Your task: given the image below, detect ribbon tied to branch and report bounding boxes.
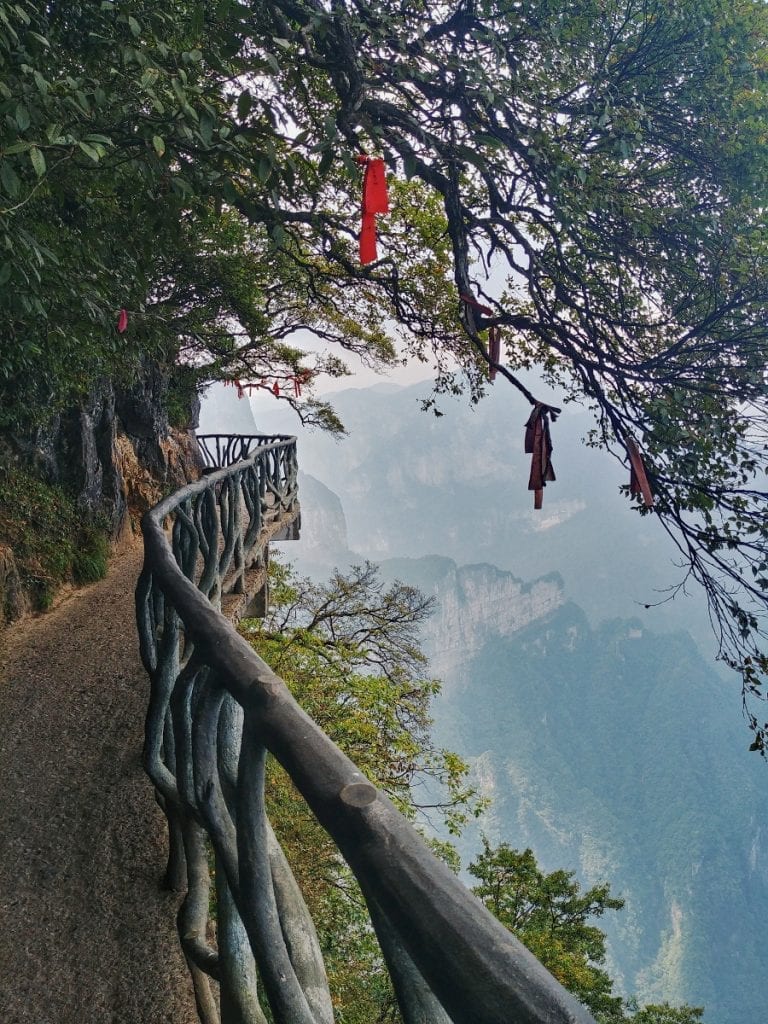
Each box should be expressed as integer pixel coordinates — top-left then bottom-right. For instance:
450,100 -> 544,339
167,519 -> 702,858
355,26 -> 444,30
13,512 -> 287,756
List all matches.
626,436 -> 654,507
459,293 -> 501,381
525,403 -> 557,509
356,155 -> 389,265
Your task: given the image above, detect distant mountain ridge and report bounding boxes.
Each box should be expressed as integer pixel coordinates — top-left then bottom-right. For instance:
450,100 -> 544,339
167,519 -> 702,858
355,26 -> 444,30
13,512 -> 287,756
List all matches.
379,556 -> 564,678
378,553 -> 768,1024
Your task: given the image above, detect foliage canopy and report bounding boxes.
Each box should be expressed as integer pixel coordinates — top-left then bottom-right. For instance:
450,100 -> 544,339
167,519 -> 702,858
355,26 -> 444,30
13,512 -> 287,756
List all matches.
3,0 -> 768,735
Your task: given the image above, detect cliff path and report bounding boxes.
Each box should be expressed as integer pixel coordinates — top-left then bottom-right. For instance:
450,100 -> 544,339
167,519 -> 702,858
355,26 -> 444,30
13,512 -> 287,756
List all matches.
0,540 -> 198,1024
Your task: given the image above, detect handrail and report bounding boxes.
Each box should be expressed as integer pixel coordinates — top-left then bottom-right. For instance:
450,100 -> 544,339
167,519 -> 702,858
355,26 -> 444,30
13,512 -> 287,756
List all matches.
196,433 -> 295,470
135,433 -> 595,1024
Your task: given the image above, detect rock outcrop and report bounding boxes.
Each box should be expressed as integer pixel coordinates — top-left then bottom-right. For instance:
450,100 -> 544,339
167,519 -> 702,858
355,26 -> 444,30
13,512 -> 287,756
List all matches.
1,360 -> 202,624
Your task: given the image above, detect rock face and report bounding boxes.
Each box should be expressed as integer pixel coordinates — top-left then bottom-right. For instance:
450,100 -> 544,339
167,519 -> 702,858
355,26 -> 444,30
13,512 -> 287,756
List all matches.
379,555 -> 564,681
28,361 -> 202,535
278,472 -> 351,571
0,545 -> 29,622
426,562 -> 563,679
2,360 -> 202,622
436,606 -> 768,1024
374,551 -> 768,1024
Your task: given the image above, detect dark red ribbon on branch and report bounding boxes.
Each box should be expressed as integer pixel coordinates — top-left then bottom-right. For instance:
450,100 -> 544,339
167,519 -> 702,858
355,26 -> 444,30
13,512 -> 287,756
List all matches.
459,292 -> 494,317
525,403 -> 556,510
357,155 -> 389,265
459,293 -> 501,381
117,308 -> 128,334
626,436 -> 654,507
488,326 -> 501,381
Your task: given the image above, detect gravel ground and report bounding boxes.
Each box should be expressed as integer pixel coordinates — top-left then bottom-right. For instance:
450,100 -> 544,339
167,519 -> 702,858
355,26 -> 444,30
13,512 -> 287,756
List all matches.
0,541 -> 200,1024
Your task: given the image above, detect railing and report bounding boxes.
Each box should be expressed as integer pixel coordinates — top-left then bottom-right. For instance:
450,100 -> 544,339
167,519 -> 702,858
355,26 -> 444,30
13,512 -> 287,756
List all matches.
135,434 -> 595,1024
197,434 -> 295,470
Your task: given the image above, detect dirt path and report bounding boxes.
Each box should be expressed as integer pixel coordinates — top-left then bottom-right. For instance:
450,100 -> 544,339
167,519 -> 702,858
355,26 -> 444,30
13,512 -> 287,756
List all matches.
0,541 -> 199,1024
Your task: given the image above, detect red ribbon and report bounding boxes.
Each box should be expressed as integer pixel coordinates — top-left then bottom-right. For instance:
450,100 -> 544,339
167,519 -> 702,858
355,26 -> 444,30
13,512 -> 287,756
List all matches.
459,292 -> 494,316
488,326 -> 501,381
117,308 -> 128,333
627,437 -> 654,507
524,404 -> 556,509
357,156 -> 389,265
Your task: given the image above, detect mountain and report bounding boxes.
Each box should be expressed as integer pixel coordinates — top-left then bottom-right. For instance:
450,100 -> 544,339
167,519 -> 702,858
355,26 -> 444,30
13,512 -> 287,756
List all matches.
378,554 -> 768,1024
198,381 -> 260,435
285,471 -> 351,576
249,380 -> 720,664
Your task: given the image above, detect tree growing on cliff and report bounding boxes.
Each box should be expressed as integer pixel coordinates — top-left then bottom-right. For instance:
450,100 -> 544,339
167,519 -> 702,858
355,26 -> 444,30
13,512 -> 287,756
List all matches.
3,0 -> 768,737
468,841 -> 704,1024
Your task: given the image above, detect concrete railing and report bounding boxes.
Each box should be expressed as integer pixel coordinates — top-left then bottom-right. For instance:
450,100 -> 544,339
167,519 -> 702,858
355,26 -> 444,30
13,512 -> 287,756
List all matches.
135,434 -> 595,1024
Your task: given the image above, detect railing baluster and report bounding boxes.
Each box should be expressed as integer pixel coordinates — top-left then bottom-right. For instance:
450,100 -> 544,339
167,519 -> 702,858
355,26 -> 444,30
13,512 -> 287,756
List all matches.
236,716 -> 317,1024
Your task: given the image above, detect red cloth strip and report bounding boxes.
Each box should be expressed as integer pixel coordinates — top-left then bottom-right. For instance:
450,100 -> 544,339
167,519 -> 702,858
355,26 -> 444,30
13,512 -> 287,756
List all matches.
363,158 -> 389,214
358,156 -> 389,264
524,404 -> 556,509
360,211 -> 378,264
459,292 -> 494,316
627,437 -> 654,507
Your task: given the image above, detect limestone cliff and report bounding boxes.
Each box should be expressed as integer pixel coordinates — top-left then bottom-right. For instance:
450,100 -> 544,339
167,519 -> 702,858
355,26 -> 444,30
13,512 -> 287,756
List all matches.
425,562 -> 563,680
378,555 -> 564,683
0,360 -> 202,625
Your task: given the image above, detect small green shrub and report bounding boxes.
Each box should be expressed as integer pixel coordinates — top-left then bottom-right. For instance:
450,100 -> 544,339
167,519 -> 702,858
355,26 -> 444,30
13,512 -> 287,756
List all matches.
0,463 -> 110,606
72,528 -> 110,584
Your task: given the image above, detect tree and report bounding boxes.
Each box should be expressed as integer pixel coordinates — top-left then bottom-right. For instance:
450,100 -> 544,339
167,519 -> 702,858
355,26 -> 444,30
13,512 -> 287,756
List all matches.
3,1 -> 768,737
252,559 -> 480,831
242,559 -> 479,1021
469,840 -> 704,1024
469,839 -> 625,1021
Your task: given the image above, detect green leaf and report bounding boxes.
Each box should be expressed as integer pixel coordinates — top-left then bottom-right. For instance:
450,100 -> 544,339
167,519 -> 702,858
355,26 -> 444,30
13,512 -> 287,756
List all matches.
0,162 -> 20,199
4,141 -> 31,155
257,155 -> 272,183
475,132 -> 505,150
127,15 -> 141,37
140,68 -> 159,89
29,146 -> 46,178
152,135 -> 166,157
317,148 -> 334,176
237,89 -> 252,121
0,263 -> 10,286
32,70 -> 49,95
14,103 -> 30,132
199,113 -> 214,147
77,141 -> 101,162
